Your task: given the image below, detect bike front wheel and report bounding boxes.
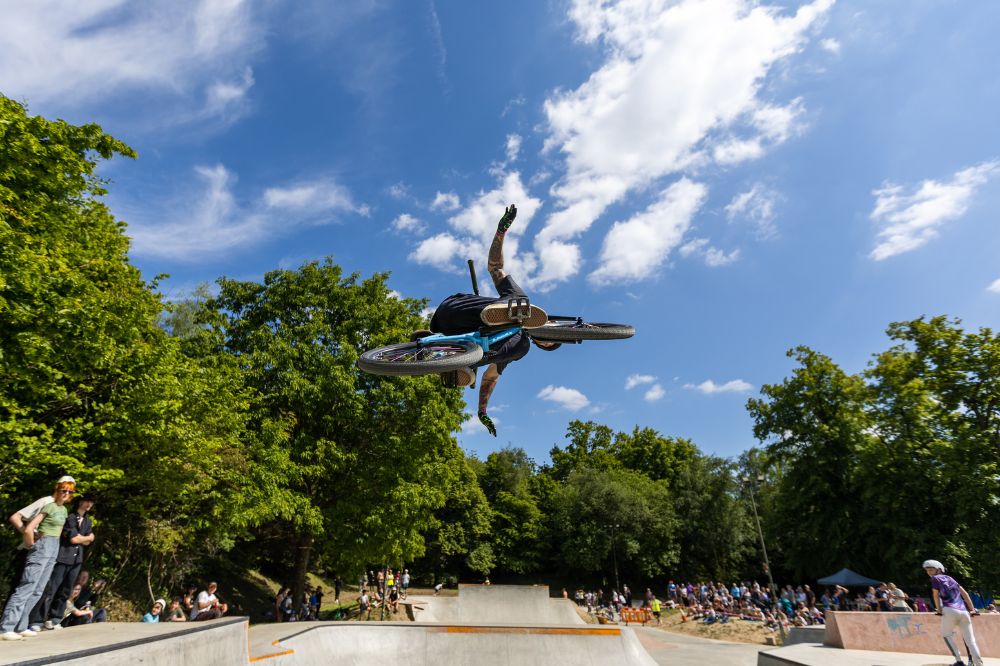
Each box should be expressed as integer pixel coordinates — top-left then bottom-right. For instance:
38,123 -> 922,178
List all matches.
528,319 -> 635,342
358,341 -> 483,376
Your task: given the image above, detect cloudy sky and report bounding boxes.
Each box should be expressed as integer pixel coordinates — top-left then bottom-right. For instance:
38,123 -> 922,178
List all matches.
4,0 -> 998,462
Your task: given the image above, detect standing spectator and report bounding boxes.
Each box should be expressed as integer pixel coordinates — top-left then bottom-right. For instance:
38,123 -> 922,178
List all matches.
311,586 -> 324,619
650,596 -> 662,625
358,591 -> 370,615
1,478 -> 73,641
164,597 -> 187,622
191,582 -> 228,621
4,476 -> 74,602
61,583 -> 95,627
386,569 -> 395,593
334,576 -> 343,603
667,580 -> 677,602
30,492 -> 96,631
274,587 -> 287,622
142,599 -> 166,622
400,570 -> 410,599
876,583 -> 891,611
923,559 -> 983,666
804,585 -> 816,609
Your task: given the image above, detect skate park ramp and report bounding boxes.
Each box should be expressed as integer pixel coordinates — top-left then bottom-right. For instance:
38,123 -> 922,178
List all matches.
407,583 -> 585,625
253,584 -> 658,665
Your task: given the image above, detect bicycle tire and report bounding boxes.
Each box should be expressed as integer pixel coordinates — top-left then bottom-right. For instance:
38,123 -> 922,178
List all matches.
358,341 -> 483,376
528,320 -> 635,342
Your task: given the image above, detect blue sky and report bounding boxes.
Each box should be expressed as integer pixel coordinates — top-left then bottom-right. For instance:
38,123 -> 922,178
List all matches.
4,0 -> 999,463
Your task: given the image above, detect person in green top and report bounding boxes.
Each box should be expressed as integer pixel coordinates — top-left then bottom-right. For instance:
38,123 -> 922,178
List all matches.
1,479 -> 73,641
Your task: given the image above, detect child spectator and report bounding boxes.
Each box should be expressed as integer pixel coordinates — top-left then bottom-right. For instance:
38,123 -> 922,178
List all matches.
164,597 -> 187,622
142,599 -> 166,623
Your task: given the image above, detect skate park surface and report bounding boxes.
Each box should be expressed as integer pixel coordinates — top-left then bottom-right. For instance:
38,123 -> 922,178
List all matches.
3,587 -> 999,665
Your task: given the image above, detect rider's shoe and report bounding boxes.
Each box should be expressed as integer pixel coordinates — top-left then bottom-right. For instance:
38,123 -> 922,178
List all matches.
480,302 -> 547,329
410,329 -> 433,342
440,367 -> 476,388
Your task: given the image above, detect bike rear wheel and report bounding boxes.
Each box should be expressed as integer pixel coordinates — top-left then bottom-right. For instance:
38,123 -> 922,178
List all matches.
529,319 -> 634,342
358,341 -> 483,376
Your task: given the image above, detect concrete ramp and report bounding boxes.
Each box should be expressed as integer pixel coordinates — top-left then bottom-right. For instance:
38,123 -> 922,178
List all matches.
260,622 -> 657,666
409,584 -> 584,625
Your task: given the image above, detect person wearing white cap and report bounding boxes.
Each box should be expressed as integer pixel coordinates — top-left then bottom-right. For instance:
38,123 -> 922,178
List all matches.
923,559 -> 983,666
142,599 -> 166,623
1,477 -> 75,640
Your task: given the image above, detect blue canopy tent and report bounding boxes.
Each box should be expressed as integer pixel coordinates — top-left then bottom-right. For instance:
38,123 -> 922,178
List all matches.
817,568 -> 881,587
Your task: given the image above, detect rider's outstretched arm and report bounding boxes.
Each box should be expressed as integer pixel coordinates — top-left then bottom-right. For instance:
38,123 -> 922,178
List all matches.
488,205 -> 516,287
477,364 -> 500,436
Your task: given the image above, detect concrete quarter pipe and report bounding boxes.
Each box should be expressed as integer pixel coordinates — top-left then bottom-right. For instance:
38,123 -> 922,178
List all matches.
257,584 -> 658,666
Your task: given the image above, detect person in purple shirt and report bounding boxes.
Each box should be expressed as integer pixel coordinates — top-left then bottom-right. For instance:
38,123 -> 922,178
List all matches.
923,559 -> 983,666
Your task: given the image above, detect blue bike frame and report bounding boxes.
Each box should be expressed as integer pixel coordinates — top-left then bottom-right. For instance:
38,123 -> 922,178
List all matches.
416,327 -> 522,355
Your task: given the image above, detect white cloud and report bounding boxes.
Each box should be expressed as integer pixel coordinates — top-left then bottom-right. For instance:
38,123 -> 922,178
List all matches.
870,161 -> 1000,261
387,182 -> 410,200
684,379 -> 755,394
391,213 -> 426,234
506,134 -> 522,163
537,385 -> 590,411
725,184 -> 780,239
430,191 -> 461,212
679,238 -> 740,267
530,0 -> 833,286
988,278 -> 1000,294
0,0 -> 262,124
411,172 -> 543,277
590,178 -> 707,284
644,384 -> 665,402
128,165 -> 365,260
820,37 -> 841,54
625,374 -> 656,390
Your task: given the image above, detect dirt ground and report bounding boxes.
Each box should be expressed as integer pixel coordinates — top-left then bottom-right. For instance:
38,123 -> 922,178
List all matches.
646,609 -> 781,645
573,606 -> 780,645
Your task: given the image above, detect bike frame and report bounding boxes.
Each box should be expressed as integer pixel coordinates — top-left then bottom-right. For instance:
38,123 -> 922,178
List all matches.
417,326 -> 522,354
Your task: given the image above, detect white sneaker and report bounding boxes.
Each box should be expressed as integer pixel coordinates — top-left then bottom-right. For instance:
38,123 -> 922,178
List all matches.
2,631 -> 23,641
28,624 -> 41,633
19,629 -> 37,637
50,622 -> 63,630
43,620 -> 56,630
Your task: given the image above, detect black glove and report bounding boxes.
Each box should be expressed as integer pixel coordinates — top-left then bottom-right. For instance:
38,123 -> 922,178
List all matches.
478,411 -> 497,437
497,204 -> 517,235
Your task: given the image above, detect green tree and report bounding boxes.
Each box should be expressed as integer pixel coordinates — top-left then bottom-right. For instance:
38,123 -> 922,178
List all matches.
0,96 -> 254,596
746,347 -> 874,581
478,448 -> 546,574
550,468 -> 679,582
205,261 -> 468,601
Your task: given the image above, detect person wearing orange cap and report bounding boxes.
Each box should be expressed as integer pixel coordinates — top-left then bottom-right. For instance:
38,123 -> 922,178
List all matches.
1,477 -> 74,640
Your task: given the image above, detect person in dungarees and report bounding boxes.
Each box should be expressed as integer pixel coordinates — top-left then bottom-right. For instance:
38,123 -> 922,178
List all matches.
424,205 -> 560,436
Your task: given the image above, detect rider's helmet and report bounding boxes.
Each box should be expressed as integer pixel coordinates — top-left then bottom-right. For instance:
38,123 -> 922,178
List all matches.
922,559 -> 945,572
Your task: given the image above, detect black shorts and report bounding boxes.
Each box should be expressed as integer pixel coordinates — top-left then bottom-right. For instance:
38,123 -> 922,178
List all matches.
430,275 -> 528,335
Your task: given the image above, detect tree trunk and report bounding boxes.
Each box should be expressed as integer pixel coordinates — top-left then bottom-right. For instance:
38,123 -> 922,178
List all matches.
292,534 -> 314,611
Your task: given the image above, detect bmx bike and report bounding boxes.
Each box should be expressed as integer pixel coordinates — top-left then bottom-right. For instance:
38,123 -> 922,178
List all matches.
357,296 -> 634,377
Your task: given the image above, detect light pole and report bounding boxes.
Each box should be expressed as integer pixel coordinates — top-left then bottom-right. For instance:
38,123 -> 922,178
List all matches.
742,474 -> 786,641
604,523 -> 621,595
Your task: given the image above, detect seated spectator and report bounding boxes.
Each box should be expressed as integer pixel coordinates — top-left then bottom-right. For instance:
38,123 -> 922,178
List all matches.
191,582 -> 228,621
62,584 -> 95,627
182,585 -> 198,618
74,574 -> 107,623
164,597 -> 187,622
388,587 -> 399,614
142,599 -> 166,623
